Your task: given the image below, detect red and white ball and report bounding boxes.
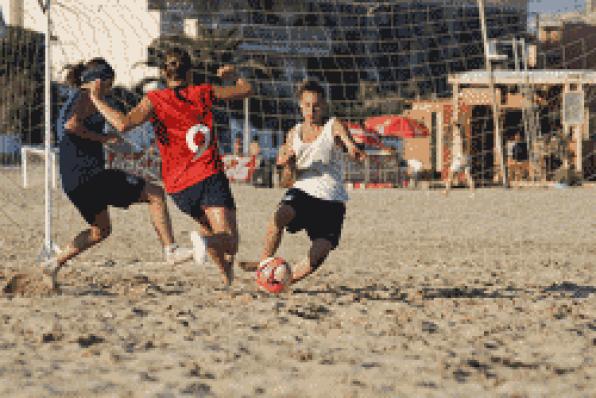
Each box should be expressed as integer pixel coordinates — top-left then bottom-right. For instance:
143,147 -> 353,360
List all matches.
256,257 -> 292,294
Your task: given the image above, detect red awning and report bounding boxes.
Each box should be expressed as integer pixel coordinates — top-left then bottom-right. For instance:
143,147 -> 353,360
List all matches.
346,122 -> 386,148
364,115 -> 429,138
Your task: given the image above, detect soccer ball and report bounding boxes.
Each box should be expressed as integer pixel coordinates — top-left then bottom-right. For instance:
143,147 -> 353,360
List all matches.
256,257 -> 292,294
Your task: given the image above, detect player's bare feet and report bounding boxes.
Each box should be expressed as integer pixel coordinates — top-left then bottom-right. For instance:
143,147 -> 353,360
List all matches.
164,244 -> 193,265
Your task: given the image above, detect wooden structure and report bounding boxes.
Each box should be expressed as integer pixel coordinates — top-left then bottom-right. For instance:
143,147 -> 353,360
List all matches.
404,100 -> 451,178
448,69 -> 596,184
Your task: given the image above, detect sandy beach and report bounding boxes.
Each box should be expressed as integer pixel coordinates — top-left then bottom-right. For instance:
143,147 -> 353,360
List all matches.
0,165 -> 594,397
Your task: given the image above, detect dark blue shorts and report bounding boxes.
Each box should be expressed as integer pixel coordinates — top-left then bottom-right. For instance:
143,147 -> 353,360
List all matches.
66,169 -> 146,225
280,188 -> 346,249
170,172 -> 236,220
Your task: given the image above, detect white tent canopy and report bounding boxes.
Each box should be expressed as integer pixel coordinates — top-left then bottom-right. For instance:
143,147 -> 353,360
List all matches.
449,69 -> 596,86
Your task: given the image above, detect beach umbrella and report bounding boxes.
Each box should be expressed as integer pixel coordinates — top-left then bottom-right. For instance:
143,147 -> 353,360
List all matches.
364,115 -> 429,138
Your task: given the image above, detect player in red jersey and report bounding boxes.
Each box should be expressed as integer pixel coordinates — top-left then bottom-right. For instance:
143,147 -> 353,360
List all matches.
89,48 -> 252,286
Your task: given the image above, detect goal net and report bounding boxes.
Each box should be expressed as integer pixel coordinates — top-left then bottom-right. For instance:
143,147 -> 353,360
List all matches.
0,0 -> 594,242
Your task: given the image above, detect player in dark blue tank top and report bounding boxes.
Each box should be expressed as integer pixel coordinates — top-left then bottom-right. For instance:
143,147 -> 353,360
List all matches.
58,89 -> 108,193
42,58 -> 192,289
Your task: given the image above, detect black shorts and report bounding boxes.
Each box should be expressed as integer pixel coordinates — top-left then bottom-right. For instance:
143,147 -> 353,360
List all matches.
281,188 -> 346,249
66,169 -> 146,225
170,172 -> 236,219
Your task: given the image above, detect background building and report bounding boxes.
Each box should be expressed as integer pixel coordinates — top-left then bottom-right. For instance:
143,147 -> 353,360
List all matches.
1,0 -> 528,150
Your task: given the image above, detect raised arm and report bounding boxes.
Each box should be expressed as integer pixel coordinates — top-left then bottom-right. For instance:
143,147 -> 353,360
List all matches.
276,127 -> 297,166
332,119 -> 366,162
88,80 -> 153,133
277,127 -> 297,188
211,65 -> 252,101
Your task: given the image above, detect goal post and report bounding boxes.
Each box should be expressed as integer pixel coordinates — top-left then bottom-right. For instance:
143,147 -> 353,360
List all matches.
0,0 -> 593,259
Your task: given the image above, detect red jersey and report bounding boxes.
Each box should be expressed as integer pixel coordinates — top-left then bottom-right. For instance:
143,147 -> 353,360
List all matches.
147,84 -> 223,193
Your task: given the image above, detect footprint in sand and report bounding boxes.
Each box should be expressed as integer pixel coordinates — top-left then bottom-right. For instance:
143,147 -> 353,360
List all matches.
2,272 -> 58,297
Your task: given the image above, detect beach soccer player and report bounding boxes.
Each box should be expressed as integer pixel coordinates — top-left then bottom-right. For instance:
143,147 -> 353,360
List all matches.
43,58 -> 193,288
242,79 -> 366,288
444,124 -> 475,196
89,48 -> 252,286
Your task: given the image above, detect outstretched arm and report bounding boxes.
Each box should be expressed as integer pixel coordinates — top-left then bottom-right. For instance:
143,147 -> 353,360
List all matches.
88,80 -> 153,133
211,65 -> 252,101
277,128 -> 296,188
276,127 -> 297,166
332,120 -> 366,162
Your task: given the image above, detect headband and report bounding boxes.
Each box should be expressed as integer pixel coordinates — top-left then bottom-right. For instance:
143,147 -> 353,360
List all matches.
80,64 -> 115,84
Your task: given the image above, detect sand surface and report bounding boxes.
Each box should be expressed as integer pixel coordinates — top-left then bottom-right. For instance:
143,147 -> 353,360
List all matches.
0,166 -> 594,397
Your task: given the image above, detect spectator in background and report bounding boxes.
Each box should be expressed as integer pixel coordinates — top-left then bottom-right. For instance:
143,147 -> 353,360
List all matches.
249,136 -> 261,158
233,136 -> 242,157
444,126 -> 475,196
407,158 -> 423,189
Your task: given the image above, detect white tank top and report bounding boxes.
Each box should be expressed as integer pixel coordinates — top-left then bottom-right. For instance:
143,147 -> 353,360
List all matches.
291,117 -> 348,202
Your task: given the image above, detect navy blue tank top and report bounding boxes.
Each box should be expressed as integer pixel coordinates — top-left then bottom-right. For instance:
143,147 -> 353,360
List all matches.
57,90 -> 106,193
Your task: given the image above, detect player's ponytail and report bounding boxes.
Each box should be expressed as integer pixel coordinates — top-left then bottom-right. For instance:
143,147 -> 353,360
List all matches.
64,62 -> 86,87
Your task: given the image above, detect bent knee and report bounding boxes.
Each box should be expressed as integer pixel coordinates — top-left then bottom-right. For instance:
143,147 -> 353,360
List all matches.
143,183 -> 166,203
91,225 -> 111,241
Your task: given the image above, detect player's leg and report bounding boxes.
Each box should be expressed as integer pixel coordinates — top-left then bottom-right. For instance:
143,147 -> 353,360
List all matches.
201,206 -> 238,286
106,170 -> 193,265
137,180 -> 175,246
261,204 -> 295,260
194,208 -> 238,258
49,176 -> 112,268
183,171 -> 240,285
464,166 -> 475,192
240,187 -> 303,273
290,238 -> 333,284
137,180 -> 193,264
444,167 -> 455,195
57,208 -> 112,265
289,198 -> 345,284
43,208 -> 112,287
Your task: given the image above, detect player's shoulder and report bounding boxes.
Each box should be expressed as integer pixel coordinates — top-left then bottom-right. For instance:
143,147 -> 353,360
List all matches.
145,87 -> 167,101
288,123 -> 302,134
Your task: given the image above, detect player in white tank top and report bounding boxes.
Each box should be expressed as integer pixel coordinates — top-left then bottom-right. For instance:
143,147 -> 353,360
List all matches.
291,116 -> 348,202
241,79 -> 366,289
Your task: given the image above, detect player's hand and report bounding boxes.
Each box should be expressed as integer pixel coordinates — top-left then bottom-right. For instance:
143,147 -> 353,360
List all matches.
103,133 -> 121,145
217,65 -> 237,82
87,79 -> 103,99
276,144 -> 295,166
350,146 -> 367,162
